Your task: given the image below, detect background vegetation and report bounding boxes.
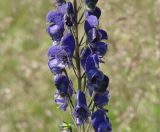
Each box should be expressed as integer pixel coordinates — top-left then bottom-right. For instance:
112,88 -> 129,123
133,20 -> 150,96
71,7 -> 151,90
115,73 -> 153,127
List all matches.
0,0 -> 159,131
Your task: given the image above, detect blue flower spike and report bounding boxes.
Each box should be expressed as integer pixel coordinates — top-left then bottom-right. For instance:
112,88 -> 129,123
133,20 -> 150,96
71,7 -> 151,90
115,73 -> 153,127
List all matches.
46,0 -> 112,131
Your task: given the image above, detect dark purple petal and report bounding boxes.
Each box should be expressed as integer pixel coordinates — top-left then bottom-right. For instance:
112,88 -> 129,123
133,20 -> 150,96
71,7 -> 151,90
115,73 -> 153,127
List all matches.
98,123 -> 112,132
57,3 -> 67,14
80,48 -> 91,69
92,109 -> 106,131
87,28 -> 99,43
61,33 -> 75,57
54,90 -> 68,111
73,91 -> 90,125
54,74 -> 69,86
64,14 -> 73,27
86,69 -> 109,94
94,91 -> 109,108
76,91 -> 87,107
94,42 -> 108,56
47,24 -> 64,41
66,2 -> 74,15
48,45 -> 71,68
85,54 -> 99,71
87,69 -> 104,81
92,109 -> 112,132
48,56 -> 65,69
87,80 -> 94,96
48,45 -> 61,58
94,75 -> 109,93
48,60 -> 62,74
55,98 -> 68,111
87,28 -> 108,43
86,7 -> 101,19
98,29 -> 108,40
46,10 -> 64,26
54,74 -> 69,96
63,2 -> 75,27
86,69 -> 104,96
84,15 -> 99,33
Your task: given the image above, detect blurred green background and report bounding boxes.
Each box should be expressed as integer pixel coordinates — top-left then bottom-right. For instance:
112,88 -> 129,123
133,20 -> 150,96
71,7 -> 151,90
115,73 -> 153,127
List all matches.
0,0 -> 159,132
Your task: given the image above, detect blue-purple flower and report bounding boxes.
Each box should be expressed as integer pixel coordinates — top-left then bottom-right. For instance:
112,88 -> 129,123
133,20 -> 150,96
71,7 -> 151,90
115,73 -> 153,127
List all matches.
92,109 -> 112,132
85,54 -> 99,71
61,32 -> 75,57
56,1 -> 75,27
84,15 -> 99,33
46,11 -> 64,41
80,45 -> 107,71
73,91 -> 90,125
87,69 -> 109,94
48,45 -> 70,69
64,2 -> 75,27
90,42 -> 108,57
54,74 -> 73,111
54,90 -> 68,111
87,28 -> 108,43
86,6 -> 101,19
80,47 -> 91,69
94,91 -> 109,108
48,33 -> 75,71
54,74 -> 72,96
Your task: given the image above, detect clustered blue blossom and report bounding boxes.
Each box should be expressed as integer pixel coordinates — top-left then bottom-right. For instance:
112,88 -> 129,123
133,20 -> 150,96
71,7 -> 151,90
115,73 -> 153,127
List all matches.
46,0 -> 75,111
46,0 -> 112,131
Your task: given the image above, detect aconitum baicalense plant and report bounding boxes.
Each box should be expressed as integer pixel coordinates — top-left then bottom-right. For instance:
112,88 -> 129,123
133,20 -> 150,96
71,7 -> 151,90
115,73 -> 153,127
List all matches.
46,0 -> 112,131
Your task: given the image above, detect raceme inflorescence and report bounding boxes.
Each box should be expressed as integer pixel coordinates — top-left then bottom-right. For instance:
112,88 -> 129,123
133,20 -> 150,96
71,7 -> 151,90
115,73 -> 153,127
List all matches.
46,0 -> 112,131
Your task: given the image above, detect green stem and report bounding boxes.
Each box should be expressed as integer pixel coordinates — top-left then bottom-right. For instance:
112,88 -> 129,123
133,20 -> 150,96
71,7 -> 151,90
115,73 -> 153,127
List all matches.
68,94 -> 74,109
73,0 -> 82,90
69,105 -> 79,132
82,123 -> 85,132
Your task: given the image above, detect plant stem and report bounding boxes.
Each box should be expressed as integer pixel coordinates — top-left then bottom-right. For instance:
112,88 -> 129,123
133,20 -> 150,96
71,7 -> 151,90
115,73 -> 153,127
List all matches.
69,105 -> 79,132
73,0 -> 82,90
